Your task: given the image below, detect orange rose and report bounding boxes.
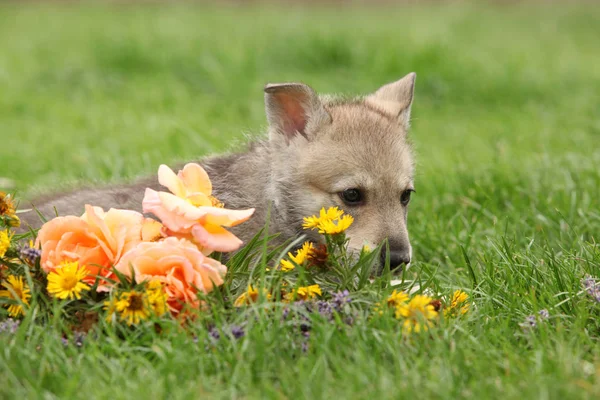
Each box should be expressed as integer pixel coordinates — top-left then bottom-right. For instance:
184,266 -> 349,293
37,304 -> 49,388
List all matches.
36,205 -> 145,289
142,163 -> 254,254
115,237 -> 227,313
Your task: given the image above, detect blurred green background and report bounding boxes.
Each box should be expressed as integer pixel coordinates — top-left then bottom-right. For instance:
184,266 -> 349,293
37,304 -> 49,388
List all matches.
2,2 -> 600,398
2,2 -> 598,190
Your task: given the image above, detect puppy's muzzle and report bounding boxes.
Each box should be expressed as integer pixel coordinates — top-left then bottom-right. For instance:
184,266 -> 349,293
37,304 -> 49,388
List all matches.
380,248 -> 411,273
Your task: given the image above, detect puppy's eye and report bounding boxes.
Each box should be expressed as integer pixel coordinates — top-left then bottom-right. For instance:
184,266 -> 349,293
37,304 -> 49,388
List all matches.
400,189 -> 414,206
339,188 -> 363,205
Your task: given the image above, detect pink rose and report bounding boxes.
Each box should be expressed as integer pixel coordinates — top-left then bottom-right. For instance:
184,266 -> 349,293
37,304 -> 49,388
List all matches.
142,163 -> 254,254
37,205 -> 145,289
115,237 -> 227,313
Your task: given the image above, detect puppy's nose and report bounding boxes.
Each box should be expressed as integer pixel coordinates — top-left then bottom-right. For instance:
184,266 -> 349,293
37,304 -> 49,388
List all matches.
380,248 -> 411,271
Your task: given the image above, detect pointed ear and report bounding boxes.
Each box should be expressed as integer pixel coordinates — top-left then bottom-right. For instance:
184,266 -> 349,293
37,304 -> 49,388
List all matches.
367,72 -> 416,128
264,83 -> 331,143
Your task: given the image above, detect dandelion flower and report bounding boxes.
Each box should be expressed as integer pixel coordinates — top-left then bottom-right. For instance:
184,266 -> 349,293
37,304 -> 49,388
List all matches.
0,275 -> 31,317
0,230 -> 11,258
146,280 -> 168,316
387,290 -> 409,307
105,290 -> 151,326
317,215 -> 354,235
0,192 -> 15,216
302,207 -> 344,229
234,285 -> 271,307
0,192 -> 19,227
444,290 -> 470,317
307,243 -> 329,268
280,241 -> 314,271
395,294 -> 438,333
47,261 -> 91,300
286,284 -> 322,301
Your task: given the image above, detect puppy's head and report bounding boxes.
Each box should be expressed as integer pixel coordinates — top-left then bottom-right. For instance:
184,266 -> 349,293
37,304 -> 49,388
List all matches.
265,73 -> 416,273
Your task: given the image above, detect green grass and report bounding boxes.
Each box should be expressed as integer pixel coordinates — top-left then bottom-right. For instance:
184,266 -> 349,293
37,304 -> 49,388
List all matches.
2,2 -> 600,399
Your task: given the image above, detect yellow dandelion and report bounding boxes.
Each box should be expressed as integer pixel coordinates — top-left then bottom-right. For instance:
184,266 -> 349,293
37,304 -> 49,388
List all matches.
0,192 -> 15,217
317,214 -> 354,235
280,241 -> 314,272
0,275 -> 31,317
302,216 -> 320,230
321,207 -> 344,220
444,290 -> 470,317
302,207 -> 344,230
286,284 -> 322,301
234,285 -> 271,307
146,280 -> 168,316
387,289 -> 409,307
105,290 -> 151,326
0,230 -> 12,258
395,294 -> 438,333
46,261 -> 91,300
0,193 -> 19,227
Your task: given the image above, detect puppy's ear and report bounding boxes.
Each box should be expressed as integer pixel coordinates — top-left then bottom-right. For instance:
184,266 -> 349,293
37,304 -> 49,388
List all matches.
367,72 -> 416,129
264,83 -> 331,143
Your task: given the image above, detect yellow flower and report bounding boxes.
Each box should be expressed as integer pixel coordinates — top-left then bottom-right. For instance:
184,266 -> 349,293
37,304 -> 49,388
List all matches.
317,214 -> 354,235
146,280 -> 168,316
362,244 -> 371,253
105,290 -> 151,325
46,261 -> 91,300
0,275 -> 31,317
286,284 -> 322,301
280,241 -> 314,271
387,290 -> 409,307
234,285 -> 271,307
444,290 -> 470,317
0,230 -> 11,258
395,294 -> 438,333
302,207 -> 344,230
0,192 -> 19,227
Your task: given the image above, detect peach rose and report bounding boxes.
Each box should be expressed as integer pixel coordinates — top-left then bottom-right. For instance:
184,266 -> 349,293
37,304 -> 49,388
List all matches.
36,205 -> 145,289
115,237 -> 227,313
142,163 -> 254,254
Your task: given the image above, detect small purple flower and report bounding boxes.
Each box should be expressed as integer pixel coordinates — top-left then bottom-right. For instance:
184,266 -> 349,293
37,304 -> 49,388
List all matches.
582,276 -> 600,303
317,300 -> 334,320
61,337 -> 69,347
282,307 -> 290,320
519,315 -> 537,329
20,246 -> 41,266
331,290 -> 351,311
230,325 -> 245,339
208,327 -> 220,341
301,341 -> 309,353
538,309 -> 550,320
299,322 -> 311,333
0,318 -> 20,334
343,315 -> 355,326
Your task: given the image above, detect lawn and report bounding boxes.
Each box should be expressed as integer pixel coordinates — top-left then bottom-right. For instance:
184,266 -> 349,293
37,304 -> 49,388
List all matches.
1,2 -> 600,399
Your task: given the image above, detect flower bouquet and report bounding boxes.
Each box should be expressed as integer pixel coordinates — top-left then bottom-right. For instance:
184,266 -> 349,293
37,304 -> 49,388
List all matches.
0,163 -> 471,344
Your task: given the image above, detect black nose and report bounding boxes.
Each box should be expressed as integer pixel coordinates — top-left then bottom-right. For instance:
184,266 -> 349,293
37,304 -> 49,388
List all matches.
380,248 -> 411,271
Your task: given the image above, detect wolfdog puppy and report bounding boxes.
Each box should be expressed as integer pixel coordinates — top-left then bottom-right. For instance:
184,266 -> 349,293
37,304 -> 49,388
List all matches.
21,73 -> 417,272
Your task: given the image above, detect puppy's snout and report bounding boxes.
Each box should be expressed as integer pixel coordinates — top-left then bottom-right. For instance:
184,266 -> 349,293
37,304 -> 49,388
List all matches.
380,248 -> 411,271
